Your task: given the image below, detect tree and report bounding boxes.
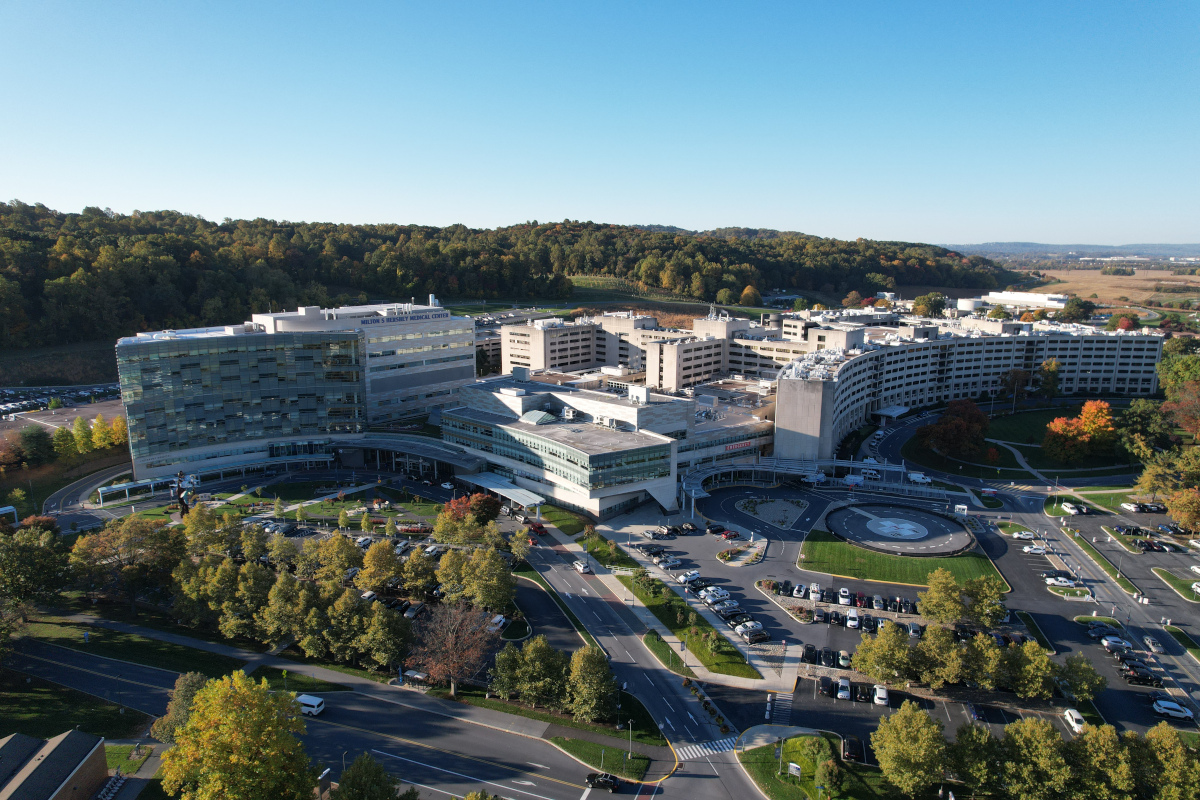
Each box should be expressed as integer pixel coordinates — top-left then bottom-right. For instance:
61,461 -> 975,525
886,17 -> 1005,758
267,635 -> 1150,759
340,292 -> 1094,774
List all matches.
0,528 -> 68,604
1058,652 -> 1107,702
507,532 -> 531,564
911,292 -> 946,317
792,298 -> 809,311
1142,721 -> 1200,800
988,304 -> 1011,320
851,624 -> 912,684
715,288 -> 736,305
916,399 -> 988,459
1009,640 -> 1057,699
71,415 -> 93,454
1020,311 -> 1037,323
916,568 -> 964,624
962,576 -> 1006,629
1043,401 -> 1117,465
356,603 -> 411,672
871,700 -> 946,797
90,414 -> 111,450
462,547 -> 516,610
51,425 -> 77,460
294,505 -> 307,524
266,534 -> 299,571
1106,313 -> 1141,331
150,671 -> 209,744
435,549 -> 469,602
1166,487 -> 1200,529
1038,358 -> 1061,399
515,635 -> 569,709
739,285 -> 762,306
814,758 -> 844,794
257,573 -> 303,646
1162,381 -> 1200,437
384,516 -> 397,537
356,540 -> 403,592
1001,368 -> 1030,408
842,290 -> 863,308
567,645 -> 617,722
338,508 -> 350,530
325,588 -> 368,662
1118,399 -> 1173,461
1057,297 -> 1097,323
360,512 -> 371,534
1158,353 -> 1200,399
409,602 -> 498,697
912,624 -> 962,689
467,494 -> 502,524
240,524 -> 267,564
160,671 -> 316,800
1064,723 -> 1136,800
332,753 -> 415,800
69,517 -> 186,610
315,534 -> 364,584
948,723 -> 1001,796
402,550 -> 437,594
17,426 -> 54,465
489,642 -> 523,699
299,606 -> 329,658
109,416 -> 128,447
962,633 -> 1003,690
999,717 -> 1072,800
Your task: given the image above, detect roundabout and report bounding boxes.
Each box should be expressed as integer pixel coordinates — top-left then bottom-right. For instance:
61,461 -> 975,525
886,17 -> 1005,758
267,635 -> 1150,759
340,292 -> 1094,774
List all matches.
825,503 -> 974,556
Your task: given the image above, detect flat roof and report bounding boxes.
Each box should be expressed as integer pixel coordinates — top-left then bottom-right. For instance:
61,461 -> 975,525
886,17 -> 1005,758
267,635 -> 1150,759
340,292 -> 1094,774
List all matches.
447,407 -> 670,455
474,376 -> 678,407
456,472 -> 545,508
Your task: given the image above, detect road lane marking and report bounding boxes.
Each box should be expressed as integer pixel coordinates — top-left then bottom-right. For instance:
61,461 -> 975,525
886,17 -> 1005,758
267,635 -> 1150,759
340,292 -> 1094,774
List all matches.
370,749 -> 563,800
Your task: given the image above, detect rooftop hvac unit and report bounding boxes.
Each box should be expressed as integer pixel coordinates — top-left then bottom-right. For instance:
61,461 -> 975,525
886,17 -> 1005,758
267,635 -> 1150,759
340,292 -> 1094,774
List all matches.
563,408 -> 577,420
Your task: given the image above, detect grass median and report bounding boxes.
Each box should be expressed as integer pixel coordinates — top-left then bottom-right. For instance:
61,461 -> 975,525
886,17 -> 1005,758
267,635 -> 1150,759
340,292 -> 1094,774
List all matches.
1044,495 -> 1103,516
1068,532 -> 1141,595
799,530 -> 1008,589
0,668 -> 149,740
1016,611 -> 1055,653
1100,526 -> 1143,555
106,744 -> 155,773
737,734 -> 891,800
22,619 -> 244,678
549,737 -> 651,781
254,666 -> 349,693
1164,626 -> 1200,663
618,575 -> 761,680
576,531 -> 641,570
971,488 -> 1003,509
1152,568 -> 1200,603
541,505 -> 588,536
641,631 -> 697,678
1074,614 -> 1123,629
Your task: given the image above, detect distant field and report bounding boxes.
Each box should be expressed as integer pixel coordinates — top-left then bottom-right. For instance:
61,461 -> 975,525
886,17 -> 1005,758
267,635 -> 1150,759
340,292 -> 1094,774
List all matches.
1038,268 -> 1200,305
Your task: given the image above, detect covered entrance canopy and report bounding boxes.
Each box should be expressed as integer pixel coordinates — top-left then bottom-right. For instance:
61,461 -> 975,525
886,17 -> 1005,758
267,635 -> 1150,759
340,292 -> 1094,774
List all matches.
874,404 -> 909,420
456,472 -> 546,511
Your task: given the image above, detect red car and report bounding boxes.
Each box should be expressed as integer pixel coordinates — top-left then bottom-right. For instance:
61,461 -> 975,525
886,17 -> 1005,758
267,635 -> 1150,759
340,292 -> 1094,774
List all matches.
527,536 -> 538,546
526,521 -> 546,533
720,531 -> 741,540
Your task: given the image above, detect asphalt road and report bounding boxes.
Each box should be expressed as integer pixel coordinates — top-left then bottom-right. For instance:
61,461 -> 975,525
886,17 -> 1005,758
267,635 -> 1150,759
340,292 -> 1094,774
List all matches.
6,638 -> 176,716
514,577 -> 583,653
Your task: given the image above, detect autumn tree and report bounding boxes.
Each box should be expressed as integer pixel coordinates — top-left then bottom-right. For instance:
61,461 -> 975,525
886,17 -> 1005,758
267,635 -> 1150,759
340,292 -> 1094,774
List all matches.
51,425 -> 77,460
90,414 -> 111,450
842,290 -> 863,308
871,700 -> 946,797
462,546 -> 516,610
356,540 -> 403,593
739,285 -> 762,306
999,718 -> 1071,800
109,416 -> 128,447
1064,723 -> 1136,800
1162,380 -> 1200,437
160,671 -> 316,800
1058,652 -> 1107,702
258,573 -> 303,647
315,534 -> 364,584
851,623 -> 912,684
150,672 -> 209,744
409,602 -> 498,697
962,633 -> 1003,690
70,517 -> 185,610
1037,358 -> 1061,399
1043,400 -> 1117,465
71,415 -> 93,454
916,568 -> 964,624
916,399 -> 989,460
1166,487 -> 1200,529
911,292 -> 946,317
402,550 -> 437,594
435,549 -> 469,602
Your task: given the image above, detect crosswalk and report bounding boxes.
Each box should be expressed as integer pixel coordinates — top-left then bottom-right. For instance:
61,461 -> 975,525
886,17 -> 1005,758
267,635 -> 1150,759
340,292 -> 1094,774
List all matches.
675,737 -> 739,761
771,692 -> 793,725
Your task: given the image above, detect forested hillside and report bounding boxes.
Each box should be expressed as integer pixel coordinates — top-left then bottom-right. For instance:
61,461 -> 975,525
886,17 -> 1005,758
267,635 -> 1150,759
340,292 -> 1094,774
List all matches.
0,201 -> 1012,350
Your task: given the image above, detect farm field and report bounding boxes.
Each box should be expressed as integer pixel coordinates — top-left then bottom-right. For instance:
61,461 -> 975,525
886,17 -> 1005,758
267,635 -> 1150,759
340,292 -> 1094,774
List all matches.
1037,268 -> 1200,305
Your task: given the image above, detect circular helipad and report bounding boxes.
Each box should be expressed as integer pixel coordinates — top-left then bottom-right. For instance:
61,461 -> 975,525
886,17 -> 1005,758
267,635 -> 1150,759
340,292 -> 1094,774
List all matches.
825,504 -> 974,556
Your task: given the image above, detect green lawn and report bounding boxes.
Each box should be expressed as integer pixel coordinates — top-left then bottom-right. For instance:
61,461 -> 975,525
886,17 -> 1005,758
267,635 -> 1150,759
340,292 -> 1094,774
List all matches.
514,566 -> 597,648
1016,611 -> 1055,653
431,686 -> 667,747
641,631 -> 697,677
1048,585 -> 1091,598
576,531 -> 641,569
274,646 -> 392,684
1068,533 -> 1141,594
1074,485 -> 1136,492
1081,491 -> 1137,511
987,408 -> 1076,444
971,488 -> 1003,509
106,744 -> 154,772
618,576 -> 762,680
900,437 -> 1030,479
0,668 -> 149,740
253,666 -> 350,693
1152,568 -> 1200,603
1043,495 -> 1103,516
501,618 -> 531,640
22,620 -> 244,678
549,737 -> 650,781
541,505 -> 589,536
738,735 -> 897,800
1074,615 -> 1123,629
799,530 -> 1008,588
1164,626 -> 1200,663
997,521 -> 1033,535
1100,525 -> 1142,554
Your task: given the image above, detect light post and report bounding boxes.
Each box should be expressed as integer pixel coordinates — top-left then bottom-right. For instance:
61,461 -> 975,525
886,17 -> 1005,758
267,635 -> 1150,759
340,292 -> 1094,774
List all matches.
116,674 -> 123,714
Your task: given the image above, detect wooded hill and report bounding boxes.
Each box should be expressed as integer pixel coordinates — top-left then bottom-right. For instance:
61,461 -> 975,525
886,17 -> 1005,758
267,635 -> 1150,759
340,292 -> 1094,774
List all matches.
0,201 -> 1013,350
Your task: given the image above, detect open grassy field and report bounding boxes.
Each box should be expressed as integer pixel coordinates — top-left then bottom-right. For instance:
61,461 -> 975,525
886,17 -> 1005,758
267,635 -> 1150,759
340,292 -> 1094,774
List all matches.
540,505 -> 589,536
900,437 -> 1031,479
1039,268 -> 1200,305
0,668 -> 149,739
1081,491 -> 1138,511
22,619 -> 244,677
799,530 -> 1008,588
106,744 -> 155,772
987,407 -> 1079,444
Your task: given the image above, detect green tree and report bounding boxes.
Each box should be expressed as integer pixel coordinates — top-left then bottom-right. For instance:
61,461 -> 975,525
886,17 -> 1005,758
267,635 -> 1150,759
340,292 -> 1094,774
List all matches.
1157,353 -> 1200,399
160,671 -> 316,800
1010,639 -> 1057,699
384,516 -> 397,537
962,632 -> 1003,690
357,540 -> 403,593
1142,721 -> 1200,800
70,517 -> 186,611
150,672 -> 210,744
566,645 -> 617,722
338,509 -> 350,530
240,524 -> 267,564
71,415 -> 93,454
1057,652 -> 1107,702
273,496 -> 285,518
294,505 -> 307,524
814,758 -> 844,794
435,549 -> 469,602
360,512 -> 371,534
912,292 -> 946,317
948,723 -> 1001,796
1057,297 -> 1097,323
356,603 -> 411,672
51,425 -> 77,460
266,534 -> 300,571
916,568 -> 964,623
325,588 -> 367,663
18,425 -> 55,465
331,753 -> 407,800
999,717 -> 1072,800
316,534 -> 364,584
490,642 -> 523,699
871,700 -> 946,797
715,287 -> 736,305
851,623 -> 912,684
962,576 -> 1006,629
0,528 -> 68,604
1064,723 -> 1136,800
912,624 -> 962,688
1038,358 -> 1061,399
462,546 -> 516,610
1117,399 -> 1172,462
258,572 -> 303,646
792,297 -> 809,311
988,304 -> 1011,320
516,635 -> 570,709
402,550 -> 437,594
508,532 -> 531,564
90,414 -> 111,450
739,285 -> 762,306
299,606 -> 329,658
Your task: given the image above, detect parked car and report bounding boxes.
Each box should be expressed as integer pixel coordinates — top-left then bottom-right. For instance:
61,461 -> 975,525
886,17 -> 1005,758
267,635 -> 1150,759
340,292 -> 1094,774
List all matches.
725,613 -> 754,630
860,614 -> 876,633
792,584 -> 808,599
966,703 -> 984,722
1012,530 -> 1035,540
742,629 -> 771,644
734,621 -> 763,635
638,544 -> 667,556
686,579 -> 716,594
716,606 -> 745,620
872,594 -> 884,610
1125,670 -> 1163,687
1143,636 -> 1165,654
1023,545 -> 1047,555
1062,708 -> 1086,734
838,587 -> 852,605
440,482 -> 455,490
1046,577 -> 1076,587
841,734 -> 863,762
1153,701 -> 1194,721
802,644 -> 818,664
675,570 -> 702,584
821,647 -> 835,668
819,676 -> 835,697
681,522 -> 698,532
837,678 -> 851,700
908,622 -> 923,638
720,531 -> 740,540
873,684 -> 889,706
1120,502 -> 1142,513
656,557 -> 682,569
812,608 -> 828,624
829,610 -> 843,627
838,650 -> 852,669
1101,636 -> 1134,651
573,560 -> 592,574
846,609 -> 860,629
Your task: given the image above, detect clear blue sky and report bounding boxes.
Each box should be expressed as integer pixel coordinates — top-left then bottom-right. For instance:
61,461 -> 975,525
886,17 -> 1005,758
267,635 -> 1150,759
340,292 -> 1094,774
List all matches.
2,2 -> 1197,244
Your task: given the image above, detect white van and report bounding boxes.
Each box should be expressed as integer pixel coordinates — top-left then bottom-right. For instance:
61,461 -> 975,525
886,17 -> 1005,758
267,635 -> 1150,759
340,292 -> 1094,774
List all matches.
862,469 -> 881,480
297,695 -> 325,716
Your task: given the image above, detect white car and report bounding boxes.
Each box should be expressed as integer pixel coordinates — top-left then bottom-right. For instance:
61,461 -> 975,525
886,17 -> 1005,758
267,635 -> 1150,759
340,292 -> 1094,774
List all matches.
1143,636 -> 1165,654
657,557 -> 682,569
846,609 -> 860,629
1011,530 -> 1035,540
1101,635 -> 1133,650
440,482 -> 455,490
1061,503 -> 1081,515
809,582 -> 821,598
676,570 -> 702,584
703,588 -> 731,605
1062,708 -> 1085,734
873,684 -> 889,706
838,587 -> 852,605
572,560 -> 591,574
1153,701 -> 1195,721
1046,577 -> 1076,588
1023,545 -> 1047,555
1120,502 -> 1141,513
1190,565 -> 1200,576
837,678 -> 851,701
735,621 -> 763,635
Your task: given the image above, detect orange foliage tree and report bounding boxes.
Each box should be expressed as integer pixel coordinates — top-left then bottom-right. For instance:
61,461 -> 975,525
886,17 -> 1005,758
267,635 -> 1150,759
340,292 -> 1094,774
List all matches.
1042,401 -> 1117,465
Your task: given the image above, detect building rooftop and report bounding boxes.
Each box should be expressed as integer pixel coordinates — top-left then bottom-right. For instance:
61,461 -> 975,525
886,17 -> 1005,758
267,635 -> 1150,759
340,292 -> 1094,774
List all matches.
0,730 -> 103,800
447,407 -> 671,455
474,375 -> 678,407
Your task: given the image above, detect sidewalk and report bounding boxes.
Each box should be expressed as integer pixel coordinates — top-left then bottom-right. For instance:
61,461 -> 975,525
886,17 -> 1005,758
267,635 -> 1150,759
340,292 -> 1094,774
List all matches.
538,518 -> 798,692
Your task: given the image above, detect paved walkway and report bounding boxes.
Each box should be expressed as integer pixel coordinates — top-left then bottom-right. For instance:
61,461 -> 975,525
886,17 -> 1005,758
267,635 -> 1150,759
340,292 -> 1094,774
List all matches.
987,440 -> 1051,484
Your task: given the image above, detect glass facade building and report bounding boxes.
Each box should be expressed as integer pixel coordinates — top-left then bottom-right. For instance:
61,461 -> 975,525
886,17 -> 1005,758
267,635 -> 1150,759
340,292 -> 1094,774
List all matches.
117,331 -> 366,472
